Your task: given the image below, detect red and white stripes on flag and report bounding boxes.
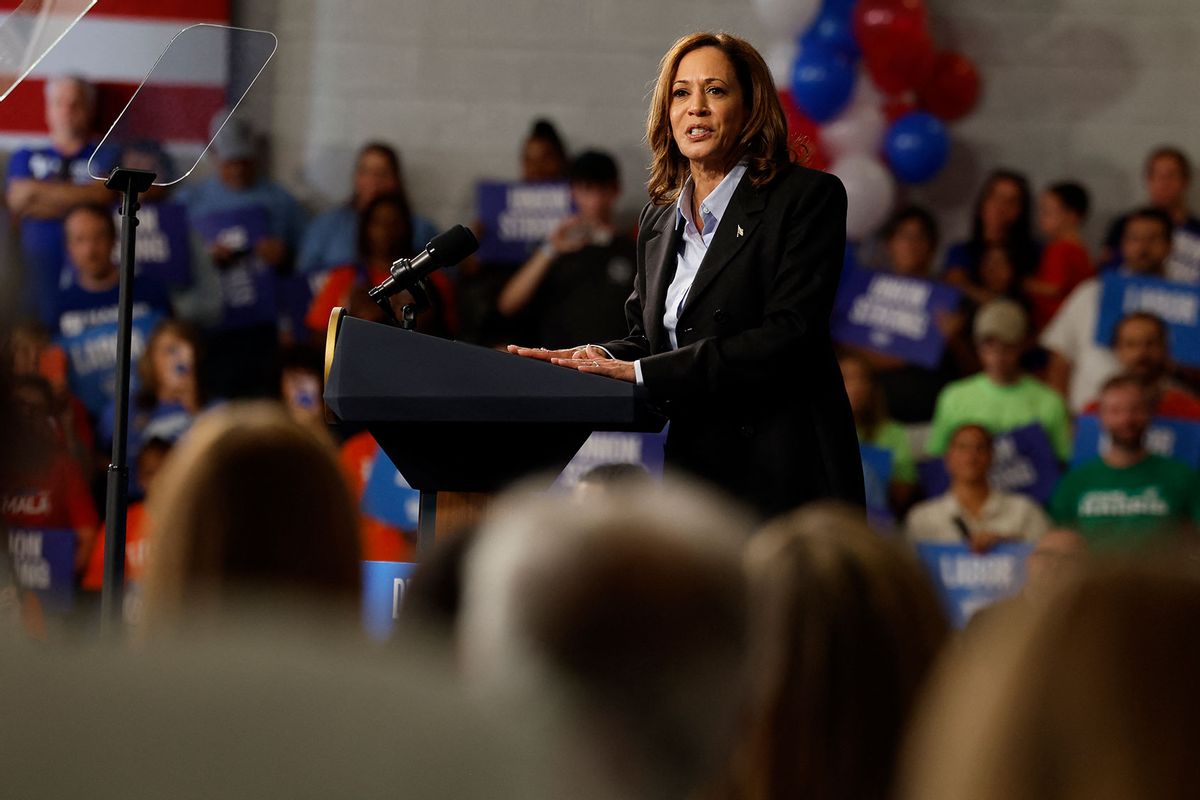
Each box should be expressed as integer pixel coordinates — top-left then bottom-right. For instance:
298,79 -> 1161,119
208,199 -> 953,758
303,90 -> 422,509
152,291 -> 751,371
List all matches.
0,0 -> 230,143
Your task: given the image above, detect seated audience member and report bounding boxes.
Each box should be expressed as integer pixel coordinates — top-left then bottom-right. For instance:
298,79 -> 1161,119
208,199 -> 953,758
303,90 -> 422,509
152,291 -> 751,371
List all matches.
55,203 -> 172,421
1103,145 -> 1200,282
899,559 -> 1200,800
1082,312 -> 1200,420
5,75 -> 115,324
1025,181 -> 1094,331
721,503 -> 947,800
844,207 -> 973,422
1050,374 -> 1200,550
840,352 -> 917,515
498,150 -> 635,349
175,112 -> 307,399
906,424 -> 1050,552
6,320 -> 93,465
1042,207 -> 1173,412
927,300 -> 1071,460
943,169 -> 1039,288
140,402 -> 361,632
82,437 -> 172,592
1,376 -> 99,574
279,344 -> 331,442
297,142 -> 438,276
460,482 -> 748,800
305,192 -> 455,338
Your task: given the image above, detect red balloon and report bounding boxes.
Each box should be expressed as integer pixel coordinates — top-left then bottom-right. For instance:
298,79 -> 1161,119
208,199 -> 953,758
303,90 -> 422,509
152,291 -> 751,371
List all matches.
855,0 -> 935,94
853,0 -> 928,51
918,51 -> 981,121
779,90 -> 829,170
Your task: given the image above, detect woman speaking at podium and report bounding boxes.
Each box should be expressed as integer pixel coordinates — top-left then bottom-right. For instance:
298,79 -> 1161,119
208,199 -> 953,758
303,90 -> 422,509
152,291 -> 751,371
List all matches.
510,32 -> 864,517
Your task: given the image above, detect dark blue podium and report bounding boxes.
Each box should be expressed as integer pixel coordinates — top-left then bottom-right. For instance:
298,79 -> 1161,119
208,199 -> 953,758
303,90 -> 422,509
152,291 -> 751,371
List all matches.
324,311 -> 664,550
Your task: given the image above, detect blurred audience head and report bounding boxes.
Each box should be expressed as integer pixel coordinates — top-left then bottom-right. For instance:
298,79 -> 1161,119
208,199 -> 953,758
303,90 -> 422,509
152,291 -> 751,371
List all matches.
209,110 -> 258,188
521,118 -> 568,182
900,557 -> 1200,800
141,402 -> 361,633
882,205 -> 938,277
1111,312 -> 1171,384
353,141 -> 403,210
1039,181 -> 1089,239
973,169 -> 1033,248
1097,374 -> 1152,455
945,424 -> 993,487
1144,145 -> 1192,210
977,244 -> 1019,297
838,351 -> 886,434
136,436 -> 173,500
1120,207 -> 1173,274
1023,527 -> 1088,603
358,190 -> 415,263
568,150 -> 621,223
728,502 -> 948,800
279,344 -> 327,432
137,319 -> 202,411
460,480 -> 749,800
64,203 -> 117,287
974,299 -> 1027,382
43,75 -> 95,144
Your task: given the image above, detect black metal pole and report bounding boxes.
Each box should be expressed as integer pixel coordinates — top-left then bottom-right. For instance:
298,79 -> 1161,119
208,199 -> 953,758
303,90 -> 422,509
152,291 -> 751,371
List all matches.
100,168 -> 156,634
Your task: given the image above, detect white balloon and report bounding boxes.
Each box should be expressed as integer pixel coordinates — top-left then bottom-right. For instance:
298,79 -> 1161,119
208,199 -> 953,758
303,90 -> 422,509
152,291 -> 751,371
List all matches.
752,0 -> 821,39
820,102 -> 887,160
829,155 -> 896,241
848,70 -> 883,111
764,37 -> 799,88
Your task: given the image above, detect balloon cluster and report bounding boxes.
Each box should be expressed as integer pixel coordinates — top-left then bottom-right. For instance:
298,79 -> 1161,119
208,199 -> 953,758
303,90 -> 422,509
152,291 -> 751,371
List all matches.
757,0 -> 981,238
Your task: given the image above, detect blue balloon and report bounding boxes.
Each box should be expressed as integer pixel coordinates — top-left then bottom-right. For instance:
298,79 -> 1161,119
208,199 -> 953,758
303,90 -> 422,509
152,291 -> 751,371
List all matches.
790,45 -> 855,123
801,4 -> 859,60
884,112 -> 951,184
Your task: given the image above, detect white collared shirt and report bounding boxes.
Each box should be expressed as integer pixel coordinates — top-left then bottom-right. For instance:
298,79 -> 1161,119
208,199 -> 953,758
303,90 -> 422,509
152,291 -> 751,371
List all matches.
632,162 -> 748,384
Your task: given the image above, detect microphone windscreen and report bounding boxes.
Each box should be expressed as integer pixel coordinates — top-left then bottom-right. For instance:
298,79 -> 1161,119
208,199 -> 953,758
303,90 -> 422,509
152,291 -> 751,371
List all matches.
426,225 -> 479,266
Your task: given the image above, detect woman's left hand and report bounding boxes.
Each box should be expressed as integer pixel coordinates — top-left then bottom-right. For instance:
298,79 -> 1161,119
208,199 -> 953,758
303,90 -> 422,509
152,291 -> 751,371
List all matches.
551,354 -> 636,383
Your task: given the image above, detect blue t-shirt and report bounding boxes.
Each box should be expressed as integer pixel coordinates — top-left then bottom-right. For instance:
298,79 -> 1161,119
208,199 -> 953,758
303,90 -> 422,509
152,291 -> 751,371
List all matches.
6,141 -> 109,324
55,277 -> 173,419
296,203 -> 440,274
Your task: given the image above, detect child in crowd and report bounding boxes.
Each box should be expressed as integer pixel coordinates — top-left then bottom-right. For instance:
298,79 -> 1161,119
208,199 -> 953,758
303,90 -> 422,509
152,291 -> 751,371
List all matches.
1025,181 -> 1094,331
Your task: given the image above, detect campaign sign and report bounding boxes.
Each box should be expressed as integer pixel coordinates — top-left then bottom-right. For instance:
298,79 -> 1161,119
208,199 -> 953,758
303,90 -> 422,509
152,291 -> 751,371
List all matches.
362,560 -> 419,641
116,202 -> 192,287
7,528 -> 75,612
1072,414 -> 1200,469
477,180 -> 572,263
1095,273 -> 1200,367
860,443 -> 895,529
1166,226 -> 1200,285
58,302 -> 166,417
832,269 -> 962,368
554,428 -> 669,489
192,206 -> 278,329
361,447 -> 421,530
915,540 -> 1033,628
917,424 -> 1062,504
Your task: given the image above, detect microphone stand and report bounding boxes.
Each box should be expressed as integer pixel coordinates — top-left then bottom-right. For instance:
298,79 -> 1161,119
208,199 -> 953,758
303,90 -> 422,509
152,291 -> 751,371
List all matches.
100,167 -> 156,635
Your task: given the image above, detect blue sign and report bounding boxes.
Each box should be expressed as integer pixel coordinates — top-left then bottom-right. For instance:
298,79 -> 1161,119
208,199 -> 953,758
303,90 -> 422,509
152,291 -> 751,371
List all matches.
121,201 -> 192,287
361,447 -> 421,530
1096,273 -> 1200,367
1072,414 -> 1200,469
57,301 -> 166,417
915,540 -> 1033,628
193,206 -> 278,329
917,424 -> 1063,504
7,528 -> 75,613
832,269 -> 962,368
477,180 -> 572,263
554,428 -> 669,489
860,443 -> 895,529
362,560 -> 419,641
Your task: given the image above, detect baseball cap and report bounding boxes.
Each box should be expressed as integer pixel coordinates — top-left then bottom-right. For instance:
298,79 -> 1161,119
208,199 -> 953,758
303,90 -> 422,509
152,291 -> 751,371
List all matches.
209,109 -> 255,161
973,299 -> 1027,345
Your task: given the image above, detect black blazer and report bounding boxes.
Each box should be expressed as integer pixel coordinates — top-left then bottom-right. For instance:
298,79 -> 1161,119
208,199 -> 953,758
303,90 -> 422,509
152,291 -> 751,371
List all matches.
602,163 -> 865,518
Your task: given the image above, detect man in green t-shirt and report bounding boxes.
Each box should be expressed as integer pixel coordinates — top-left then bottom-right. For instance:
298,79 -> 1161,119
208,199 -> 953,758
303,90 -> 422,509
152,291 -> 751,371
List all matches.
1050,374 -> 1200,549
927,300 -> 1072,459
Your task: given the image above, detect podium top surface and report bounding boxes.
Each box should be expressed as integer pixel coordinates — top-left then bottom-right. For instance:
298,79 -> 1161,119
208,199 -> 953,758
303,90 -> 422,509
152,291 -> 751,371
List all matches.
325,317 -> 662,430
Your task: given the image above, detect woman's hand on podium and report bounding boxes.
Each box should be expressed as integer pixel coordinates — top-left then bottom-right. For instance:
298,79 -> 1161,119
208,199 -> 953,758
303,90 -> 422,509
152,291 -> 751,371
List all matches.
505,344 -> 635,383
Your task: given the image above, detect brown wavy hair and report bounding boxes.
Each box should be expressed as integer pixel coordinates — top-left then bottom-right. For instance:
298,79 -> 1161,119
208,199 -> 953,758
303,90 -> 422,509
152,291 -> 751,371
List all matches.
646,32 -> 795,206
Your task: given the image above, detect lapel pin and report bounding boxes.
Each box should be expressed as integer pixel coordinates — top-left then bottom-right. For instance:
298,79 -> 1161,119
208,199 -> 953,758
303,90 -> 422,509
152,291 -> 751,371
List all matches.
737,224 -> 744,238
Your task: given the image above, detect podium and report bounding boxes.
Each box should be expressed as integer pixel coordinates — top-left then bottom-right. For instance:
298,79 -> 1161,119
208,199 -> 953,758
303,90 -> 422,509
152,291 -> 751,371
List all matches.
324,311 -> 665,552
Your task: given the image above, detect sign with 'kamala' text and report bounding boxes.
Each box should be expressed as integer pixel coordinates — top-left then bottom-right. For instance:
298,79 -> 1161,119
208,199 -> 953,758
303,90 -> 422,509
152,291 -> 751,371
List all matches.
476,181 -> 572,263
1095,273 -> 1200,367
832,269 -> 962,368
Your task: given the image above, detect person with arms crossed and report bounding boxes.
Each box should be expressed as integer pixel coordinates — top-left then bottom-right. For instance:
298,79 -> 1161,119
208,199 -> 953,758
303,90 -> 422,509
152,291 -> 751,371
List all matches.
510,32 -> 863,516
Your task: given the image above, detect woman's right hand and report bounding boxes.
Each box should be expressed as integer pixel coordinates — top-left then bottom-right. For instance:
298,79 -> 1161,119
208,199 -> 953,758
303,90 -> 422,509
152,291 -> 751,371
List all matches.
506,343 -> 610,363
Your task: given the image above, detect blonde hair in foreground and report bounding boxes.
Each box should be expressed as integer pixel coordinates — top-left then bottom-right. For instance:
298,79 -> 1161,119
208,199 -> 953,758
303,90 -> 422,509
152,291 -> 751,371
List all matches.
899,554 -> 1200,800
645,31 -> 794,205
141,402 -> 361,631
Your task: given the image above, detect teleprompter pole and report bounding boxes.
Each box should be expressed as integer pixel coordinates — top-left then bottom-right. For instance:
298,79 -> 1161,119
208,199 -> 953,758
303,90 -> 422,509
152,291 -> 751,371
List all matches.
100,168 -> 156,634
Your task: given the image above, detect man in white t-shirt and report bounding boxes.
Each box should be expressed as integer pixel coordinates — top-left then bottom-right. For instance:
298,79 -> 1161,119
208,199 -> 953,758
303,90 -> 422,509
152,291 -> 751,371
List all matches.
1042,207 -> 1173,413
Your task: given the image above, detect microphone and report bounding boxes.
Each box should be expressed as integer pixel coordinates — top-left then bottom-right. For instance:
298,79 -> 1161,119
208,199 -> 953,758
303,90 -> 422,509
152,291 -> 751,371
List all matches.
368,224 -> 479,302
